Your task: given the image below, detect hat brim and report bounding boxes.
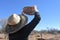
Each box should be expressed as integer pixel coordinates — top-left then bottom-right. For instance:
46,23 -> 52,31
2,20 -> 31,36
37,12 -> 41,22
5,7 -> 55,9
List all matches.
5,14 -> 28,34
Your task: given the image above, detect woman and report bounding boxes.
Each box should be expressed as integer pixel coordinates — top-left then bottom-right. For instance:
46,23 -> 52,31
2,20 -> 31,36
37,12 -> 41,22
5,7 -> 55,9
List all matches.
5,5 -> 41,40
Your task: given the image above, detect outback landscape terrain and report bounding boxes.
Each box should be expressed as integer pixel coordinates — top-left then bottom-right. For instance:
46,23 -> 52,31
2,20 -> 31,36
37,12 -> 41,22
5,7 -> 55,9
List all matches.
28,30 -> 60,40
0,29 -> 60,40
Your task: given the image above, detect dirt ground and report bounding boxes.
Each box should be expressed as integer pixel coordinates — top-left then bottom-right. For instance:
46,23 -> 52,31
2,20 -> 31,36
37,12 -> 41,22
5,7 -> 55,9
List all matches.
0,33 -> 60,40
0,33 -> 9,40
29,33 -> 60,40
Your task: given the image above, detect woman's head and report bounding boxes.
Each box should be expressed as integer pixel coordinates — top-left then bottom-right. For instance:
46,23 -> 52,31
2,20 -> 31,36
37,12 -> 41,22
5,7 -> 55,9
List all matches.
6,13 -> 28,33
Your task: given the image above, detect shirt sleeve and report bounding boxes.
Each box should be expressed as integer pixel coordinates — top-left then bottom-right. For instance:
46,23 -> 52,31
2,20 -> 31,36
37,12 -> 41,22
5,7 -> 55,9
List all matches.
21,12 -> 41,37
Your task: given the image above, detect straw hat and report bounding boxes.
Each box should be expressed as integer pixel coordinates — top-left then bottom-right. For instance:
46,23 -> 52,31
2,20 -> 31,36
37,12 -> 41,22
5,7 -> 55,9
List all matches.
5,14 -> 28,34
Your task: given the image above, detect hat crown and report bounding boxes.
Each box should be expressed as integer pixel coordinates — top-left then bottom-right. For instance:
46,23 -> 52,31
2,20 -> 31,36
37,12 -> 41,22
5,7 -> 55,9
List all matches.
8,14 -> 21,25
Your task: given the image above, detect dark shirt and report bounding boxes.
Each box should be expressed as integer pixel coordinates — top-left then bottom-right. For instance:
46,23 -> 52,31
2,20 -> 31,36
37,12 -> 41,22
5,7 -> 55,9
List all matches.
8,12 -> 41,40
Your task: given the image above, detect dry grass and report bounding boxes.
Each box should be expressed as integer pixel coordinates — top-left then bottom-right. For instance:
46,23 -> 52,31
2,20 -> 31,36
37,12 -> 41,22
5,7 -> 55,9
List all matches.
29,33 -> 60,40
0,33 -> 60,40
0,33 -> 9,40
43,33 -> 60,40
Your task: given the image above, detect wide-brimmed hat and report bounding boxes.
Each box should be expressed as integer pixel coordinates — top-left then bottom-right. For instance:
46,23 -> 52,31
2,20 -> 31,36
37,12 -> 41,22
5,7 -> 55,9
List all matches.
5,14 -> 28,34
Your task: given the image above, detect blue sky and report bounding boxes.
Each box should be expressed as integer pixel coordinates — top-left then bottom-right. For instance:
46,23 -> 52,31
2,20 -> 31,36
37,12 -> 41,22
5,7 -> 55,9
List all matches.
0,0 -> 60,31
